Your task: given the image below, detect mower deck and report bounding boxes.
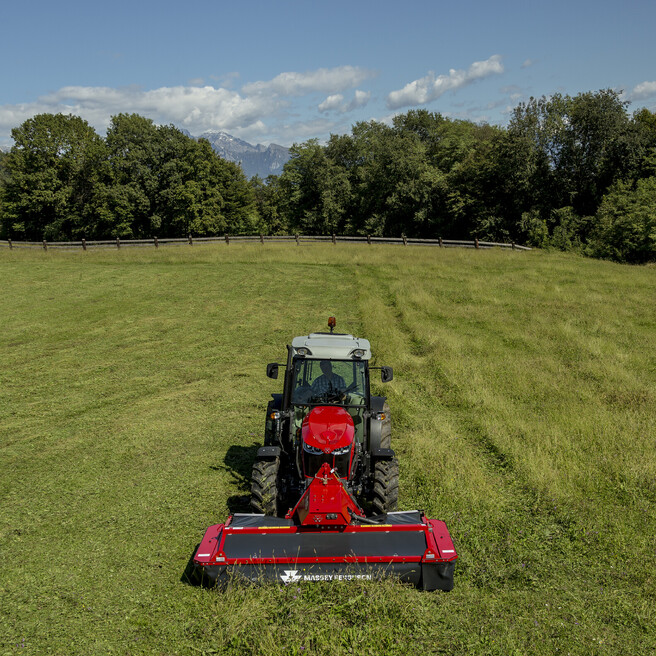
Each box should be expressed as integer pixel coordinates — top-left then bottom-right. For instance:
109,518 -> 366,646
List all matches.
193,511 -> 456,590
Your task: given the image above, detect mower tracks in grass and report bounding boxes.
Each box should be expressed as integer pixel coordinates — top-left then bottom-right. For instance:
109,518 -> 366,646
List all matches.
353,259 -> 655,650
354,263 -> 570,526
356,264 -> 533,475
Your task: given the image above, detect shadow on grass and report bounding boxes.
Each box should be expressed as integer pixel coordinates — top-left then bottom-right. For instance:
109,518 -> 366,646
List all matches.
226,493 -> 252,513
211,442 -> 260,514
224,442 -> 260,480
180,544 -> 201,586
185,441 -> 261,589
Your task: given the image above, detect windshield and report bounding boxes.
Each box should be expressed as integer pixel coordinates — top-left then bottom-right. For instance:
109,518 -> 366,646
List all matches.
291,359 -> 367,406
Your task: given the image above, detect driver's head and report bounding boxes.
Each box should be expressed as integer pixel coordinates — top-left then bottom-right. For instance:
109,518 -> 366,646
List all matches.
319,360 -> 333,375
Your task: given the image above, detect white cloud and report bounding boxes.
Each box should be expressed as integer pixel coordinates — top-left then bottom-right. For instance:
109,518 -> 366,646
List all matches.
521,59 -> 534,69
350,89 -> 371,110
318,94 -> 345,112
386,55 -> 504,110
0,64 -> 380,145
318,89 -> 371,114
628,81 -> 656,101
0,84 -> 280,139
243,65 -> 375,96
269,118 -> 341,146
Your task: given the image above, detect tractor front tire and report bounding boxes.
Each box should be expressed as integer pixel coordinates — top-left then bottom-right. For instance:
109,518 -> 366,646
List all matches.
372,458 -> 399,514
250,458 -> 279,516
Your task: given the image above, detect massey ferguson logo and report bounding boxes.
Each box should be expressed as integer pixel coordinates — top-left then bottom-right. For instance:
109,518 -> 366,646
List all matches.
280,570 -> 372,583
281,570 -> 302,583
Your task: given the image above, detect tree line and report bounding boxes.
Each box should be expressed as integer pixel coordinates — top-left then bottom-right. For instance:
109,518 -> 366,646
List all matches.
0,113 -> 259,241
1,90 -> 655,263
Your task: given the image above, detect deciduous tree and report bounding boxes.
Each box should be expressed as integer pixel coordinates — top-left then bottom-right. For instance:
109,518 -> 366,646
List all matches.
3,114 -> 104,240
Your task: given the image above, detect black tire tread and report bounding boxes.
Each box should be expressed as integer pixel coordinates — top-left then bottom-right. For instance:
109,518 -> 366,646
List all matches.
250,458 -> 279,515
372,458 -> 399,514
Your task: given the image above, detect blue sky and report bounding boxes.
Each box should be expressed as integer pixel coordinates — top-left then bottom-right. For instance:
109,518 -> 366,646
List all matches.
1,0 -> 655,148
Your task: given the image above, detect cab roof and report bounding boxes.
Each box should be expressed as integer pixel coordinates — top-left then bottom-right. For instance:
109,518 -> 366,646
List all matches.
291,332 -> 372,360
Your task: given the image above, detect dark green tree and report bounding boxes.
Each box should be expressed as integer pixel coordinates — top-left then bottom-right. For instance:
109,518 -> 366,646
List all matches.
505,90 -> 640,247
0,151 -> 9,238
633,108 -> 656,179
104,113 -> 162,238
103,117 -> 254,237
155,132 -> 227,237
2,113 -> 104,240
589,177 -> 656,263
556,90 -> 638,217
212,154 -> 259,234
250,175 -> 288,234
435,120 -> 505,239
326,121 -> 445,237
278,139 -> 349,234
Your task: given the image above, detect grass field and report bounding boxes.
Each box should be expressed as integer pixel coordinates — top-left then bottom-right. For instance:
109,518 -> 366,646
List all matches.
1,244 -> 655,655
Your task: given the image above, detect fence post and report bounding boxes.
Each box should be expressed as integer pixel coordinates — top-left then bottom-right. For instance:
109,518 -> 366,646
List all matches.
260,234 -> 264,244
116,237 -> 120,249
439,237 -> 443,248
367,235 -> 371,245
295,234 -> 299,246
402,234 -> 407,246
332,234 -> 336,245
154,236 -> 158,248
225,234 -> 230,245
511,241 -> 515,250
475,238 -> 479,249
8,239 -> 12,250
82,238 -> 87,251
188,233 -> 193,246
43,239 -> 47,251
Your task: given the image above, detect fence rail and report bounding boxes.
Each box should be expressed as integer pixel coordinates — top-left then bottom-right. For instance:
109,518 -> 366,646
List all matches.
0,235 -> 531,251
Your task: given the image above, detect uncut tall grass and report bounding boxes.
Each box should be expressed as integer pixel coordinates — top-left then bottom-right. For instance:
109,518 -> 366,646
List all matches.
1,244 -> 654,655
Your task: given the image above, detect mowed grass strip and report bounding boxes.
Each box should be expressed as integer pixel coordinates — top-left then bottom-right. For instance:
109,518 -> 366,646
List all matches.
1,244 -> 654,655
355,249 -> 655,652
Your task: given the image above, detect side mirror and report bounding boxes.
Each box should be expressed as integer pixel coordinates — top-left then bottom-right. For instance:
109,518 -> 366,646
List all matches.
266,363 -> 279,379
381,366 -> 393,383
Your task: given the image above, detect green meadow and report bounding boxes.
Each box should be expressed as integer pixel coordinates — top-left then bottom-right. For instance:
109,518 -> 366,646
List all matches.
1,244 -> 654,655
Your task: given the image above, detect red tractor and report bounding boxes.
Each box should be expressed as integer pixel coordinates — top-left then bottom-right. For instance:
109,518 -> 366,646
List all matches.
193,319 -> 457,590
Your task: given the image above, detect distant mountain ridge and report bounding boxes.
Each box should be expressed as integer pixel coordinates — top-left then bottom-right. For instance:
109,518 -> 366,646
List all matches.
196,130 -> 290,179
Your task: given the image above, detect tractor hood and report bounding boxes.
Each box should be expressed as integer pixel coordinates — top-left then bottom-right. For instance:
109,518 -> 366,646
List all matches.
302,406 -> 354,454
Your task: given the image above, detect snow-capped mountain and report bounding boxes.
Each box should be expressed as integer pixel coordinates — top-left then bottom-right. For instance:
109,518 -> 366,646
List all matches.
197,130 -> 290,179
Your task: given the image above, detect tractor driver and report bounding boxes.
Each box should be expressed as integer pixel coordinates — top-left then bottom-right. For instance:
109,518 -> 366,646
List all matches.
311,360 -> 346,398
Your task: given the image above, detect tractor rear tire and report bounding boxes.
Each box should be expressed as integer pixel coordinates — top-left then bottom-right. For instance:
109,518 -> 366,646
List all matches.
380,402 -> 392,449
372,458 -> 399,514
250,458 -> 279,516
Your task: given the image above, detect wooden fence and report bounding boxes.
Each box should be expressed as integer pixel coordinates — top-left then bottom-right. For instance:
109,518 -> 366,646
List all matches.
0,235 -> 531,251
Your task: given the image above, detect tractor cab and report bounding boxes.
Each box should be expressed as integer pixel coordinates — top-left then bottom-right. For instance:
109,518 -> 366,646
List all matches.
262,318 -> 394,505
290,357 -> 367,407
290,356 -> 367,445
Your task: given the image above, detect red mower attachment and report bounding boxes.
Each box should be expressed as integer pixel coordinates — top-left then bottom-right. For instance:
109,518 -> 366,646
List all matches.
193,463 -> 457,590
